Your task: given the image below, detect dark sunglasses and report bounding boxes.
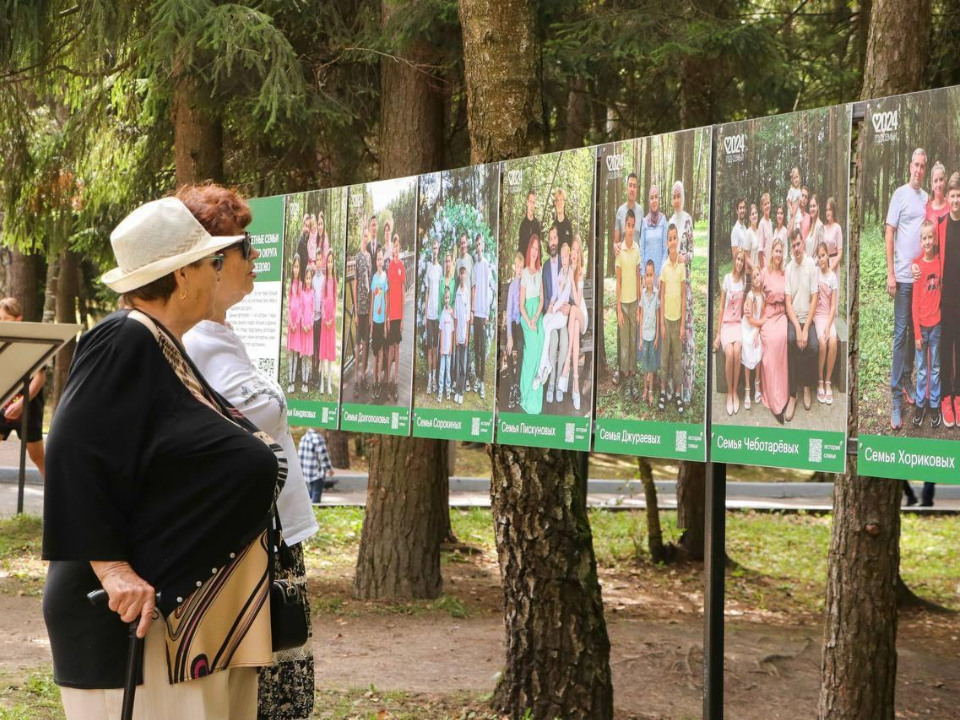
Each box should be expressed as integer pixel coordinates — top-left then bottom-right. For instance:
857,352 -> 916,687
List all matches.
225,232 -> 254,260
203,254 -> 225,272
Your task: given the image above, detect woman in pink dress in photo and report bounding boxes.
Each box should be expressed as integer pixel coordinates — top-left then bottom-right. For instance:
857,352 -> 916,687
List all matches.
300,265 -> 315,393
286,253 -> 304,393
714,249 -> 746,416
759,237 -> 790,423
319,250 -> 338,395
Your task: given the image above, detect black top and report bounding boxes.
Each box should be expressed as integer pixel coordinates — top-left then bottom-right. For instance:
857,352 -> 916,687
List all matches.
553,215 -> 573,251
42,310 -> 278,688
518,216 -> 542,259
943,216 -> 960,322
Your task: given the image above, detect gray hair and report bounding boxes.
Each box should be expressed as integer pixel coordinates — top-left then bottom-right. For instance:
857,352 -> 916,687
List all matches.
672,180 -> 685,211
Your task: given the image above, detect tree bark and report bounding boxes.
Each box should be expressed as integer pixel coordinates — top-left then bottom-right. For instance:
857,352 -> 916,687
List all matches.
7,248 -> 43,321
458,0 -> 545,164
489,445 -> 613,719
353,435 -> 444,599
172,75 -> 224,188
675,460 -> 706,561
352,0 -> 449,600
637,457 -> 666,564
460,2 -> 612,716
818,3 -> 930,716
324,430 -> 351,469
52,249 -> 81,410
563,77 -> 588,151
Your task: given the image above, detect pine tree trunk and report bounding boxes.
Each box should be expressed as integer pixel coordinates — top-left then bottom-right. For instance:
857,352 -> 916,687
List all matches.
563,78 -> 588,151
461,2 -> 613,716
354,435 -> 444,599
676,460 -> 705,561
458,0 -> 545,164
42,255 -> 59,323
637,457 -> 666,564
489,445 -> 613,719
8,248 -> 42,321
324,430 -> 351,469
52,249 -> 81,410
818,2 -> 929,716
172,75 -> 224,188
352,0 -> 448,600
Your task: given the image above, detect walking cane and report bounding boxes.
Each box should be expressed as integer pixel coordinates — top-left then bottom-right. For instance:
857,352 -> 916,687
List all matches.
87,588 -> 161,720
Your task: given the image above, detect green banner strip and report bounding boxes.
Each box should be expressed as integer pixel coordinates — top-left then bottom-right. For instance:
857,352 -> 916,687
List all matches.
287,399 -> 339,429
340,402 -> 410,436
594,418 -> 706,461
711,424 -> 846,473
246,196 -> 285,282
858,434 -> 960,484
412,407 -> 495,442
496,411 -> 591,451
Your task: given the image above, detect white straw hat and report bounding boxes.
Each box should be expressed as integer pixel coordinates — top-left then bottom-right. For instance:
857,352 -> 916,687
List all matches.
101,197 -> 244,293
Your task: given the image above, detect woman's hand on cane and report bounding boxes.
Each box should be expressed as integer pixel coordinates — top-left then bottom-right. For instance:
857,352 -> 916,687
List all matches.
91,561 -> 157,638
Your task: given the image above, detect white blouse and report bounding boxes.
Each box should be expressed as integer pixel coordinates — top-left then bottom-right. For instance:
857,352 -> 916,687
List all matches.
184,320 -> 319,546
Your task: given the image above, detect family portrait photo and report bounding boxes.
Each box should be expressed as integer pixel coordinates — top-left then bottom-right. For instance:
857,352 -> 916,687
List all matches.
859,86 -> 960,471
279,188 -> 347,419
340,177 -> 418,420
711,106 -> 851,452
495,147 -> 597,436
413,165 -> 499,435
594,128 -> 712,453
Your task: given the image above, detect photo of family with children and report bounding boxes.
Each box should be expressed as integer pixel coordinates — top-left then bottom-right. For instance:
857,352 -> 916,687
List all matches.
711,106 -> 851,433
496,147 -> 596,420
859,86 -> 960,462
594,129 -> 712,431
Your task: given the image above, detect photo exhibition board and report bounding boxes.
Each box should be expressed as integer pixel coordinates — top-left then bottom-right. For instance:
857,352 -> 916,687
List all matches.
857,85 -> 960,483
412,164 -> 500,442
279,188 -> 347,429
593,128 -> 712,461
495,147 -> 597,451
338,176 -> 419,436
709,105 -> 852,473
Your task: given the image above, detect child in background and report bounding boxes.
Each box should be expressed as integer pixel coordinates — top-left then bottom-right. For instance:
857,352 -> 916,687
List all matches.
638,260 -> 660,405
298,427 -> 335,504
787,167 -> 803,233
741,270 -> 765,409
454,266 -> 471,404
504,252 -> 525,409
533,242 -> 572,389
311,255 -> 325,391
286,253 -> 303,394
319,249 -> 338,395
300,266 -> 315,393
370,247 -> 388,399
438,286 -> 455,403
813,242 -> 839,406
616,208 -> 642,399
912,220 -> 942,428
659,224 -> 687,414
0,297 -> 46,478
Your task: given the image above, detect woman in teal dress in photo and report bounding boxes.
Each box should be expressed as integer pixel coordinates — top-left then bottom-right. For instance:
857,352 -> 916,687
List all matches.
519,235 -> 545,414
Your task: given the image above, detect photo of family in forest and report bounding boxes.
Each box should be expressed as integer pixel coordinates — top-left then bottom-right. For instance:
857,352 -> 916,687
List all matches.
414,166 -> 498,416
711,106 -> 851,435
595,129 -> 711,434
279,189 -> 346,403
859,87 -> 960,460
496,147 -> 596,422
340,177 -> 418,413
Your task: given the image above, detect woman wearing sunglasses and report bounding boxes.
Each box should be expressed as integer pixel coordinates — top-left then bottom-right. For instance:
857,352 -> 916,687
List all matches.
42,197 -> 281,718
180,184 -> 319,720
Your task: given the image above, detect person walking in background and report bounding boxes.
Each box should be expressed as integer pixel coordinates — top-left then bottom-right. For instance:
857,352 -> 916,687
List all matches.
0,298 -> 46,479
299,427 -> 335,504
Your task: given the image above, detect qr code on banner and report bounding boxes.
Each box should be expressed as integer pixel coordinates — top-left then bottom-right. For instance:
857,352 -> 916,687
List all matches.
565,423 -> 576,444
471,418 -> 480,436
675,431 -> 688,453
808,439 -> 822,464
257,357 -> 275,378
391,412 -> 399,430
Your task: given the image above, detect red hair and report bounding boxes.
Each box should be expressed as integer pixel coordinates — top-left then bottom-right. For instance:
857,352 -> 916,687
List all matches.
175,183 -> 252,234
525,235 -> 542,270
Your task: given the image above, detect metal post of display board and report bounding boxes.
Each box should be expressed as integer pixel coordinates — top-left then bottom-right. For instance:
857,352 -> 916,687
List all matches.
702,126 -> 725,720
16,374 -> 30,515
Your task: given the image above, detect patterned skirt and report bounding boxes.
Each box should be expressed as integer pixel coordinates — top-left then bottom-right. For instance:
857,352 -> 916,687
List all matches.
257,541 -> 315,719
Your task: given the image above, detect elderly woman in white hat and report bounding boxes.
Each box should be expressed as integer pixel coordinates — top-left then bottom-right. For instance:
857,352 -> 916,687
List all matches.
42,198 -> 281,719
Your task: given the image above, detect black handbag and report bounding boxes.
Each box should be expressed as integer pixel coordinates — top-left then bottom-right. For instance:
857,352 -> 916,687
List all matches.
268,506 -> 309,652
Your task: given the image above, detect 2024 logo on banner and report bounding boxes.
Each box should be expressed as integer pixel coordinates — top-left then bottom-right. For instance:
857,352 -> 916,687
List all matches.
871,110 -> 899,144
724,134 -> 746,164
605,153 -> 624,178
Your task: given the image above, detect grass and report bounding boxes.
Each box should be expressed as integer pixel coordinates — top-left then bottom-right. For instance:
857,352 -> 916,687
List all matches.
0,668 -> 63,719
313,687 -> 497,719
0,515 -> 45,595
858,222 -> 896,435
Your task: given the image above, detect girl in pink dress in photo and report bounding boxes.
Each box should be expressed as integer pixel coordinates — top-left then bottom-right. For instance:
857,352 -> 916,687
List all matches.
714,249 -> 746,416
759,237 -> 790,423
286,253 -> 303,393
813,242 -> 839,405
300,265 -> 316,393
319,250 -> 338,395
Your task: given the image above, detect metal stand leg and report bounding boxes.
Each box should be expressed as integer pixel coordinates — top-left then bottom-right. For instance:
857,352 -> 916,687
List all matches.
16,375 -> 29,515
703,460 -> 726,719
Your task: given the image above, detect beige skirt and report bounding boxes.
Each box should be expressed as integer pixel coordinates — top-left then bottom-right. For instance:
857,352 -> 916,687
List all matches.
59,620 -> 258,720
